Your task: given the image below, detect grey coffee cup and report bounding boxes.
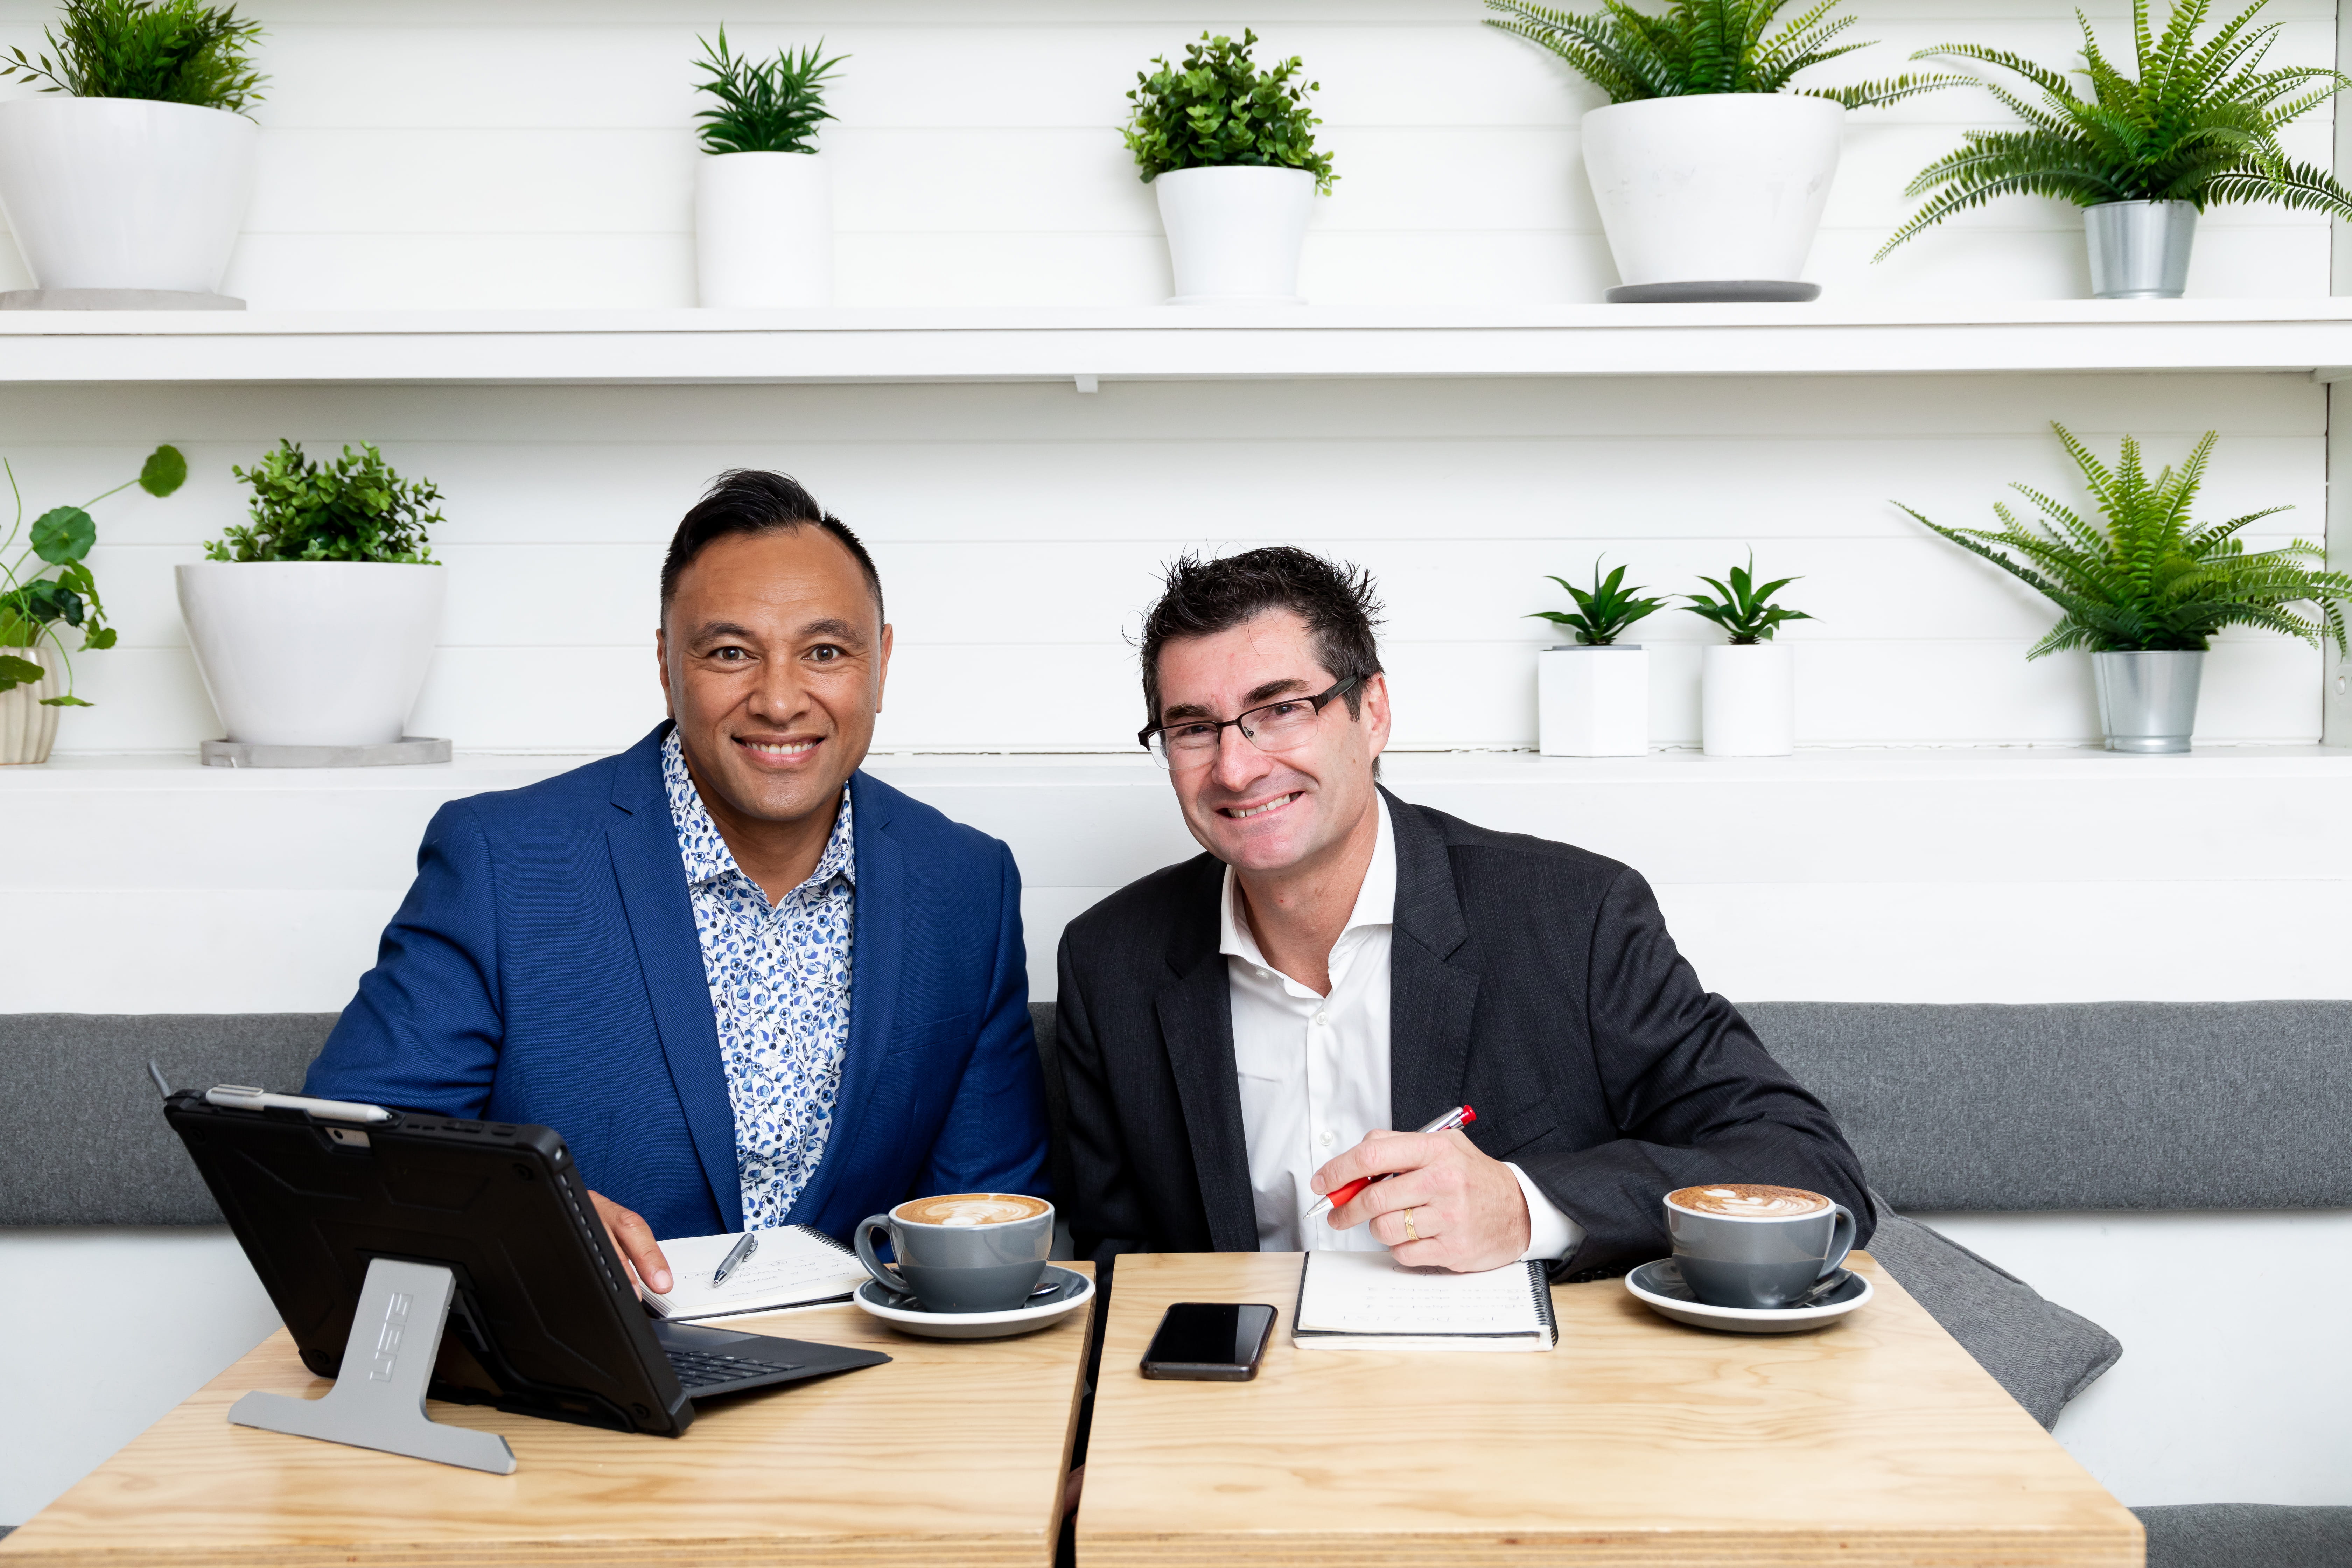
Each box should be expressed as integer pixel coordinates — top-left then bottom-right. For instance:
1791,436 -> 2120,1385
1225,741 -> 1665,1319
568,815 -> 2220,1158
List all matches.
1666,1189 -> 1857,1310
855,1194 -> 1054,1313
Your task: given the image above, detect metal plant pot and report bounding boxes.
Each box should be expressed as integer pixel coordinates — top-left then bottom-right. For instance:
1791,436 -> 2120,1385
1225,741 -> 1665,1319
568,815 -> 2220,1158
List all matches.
2084,201 -> 2197,300
2092,650 -> 2204,753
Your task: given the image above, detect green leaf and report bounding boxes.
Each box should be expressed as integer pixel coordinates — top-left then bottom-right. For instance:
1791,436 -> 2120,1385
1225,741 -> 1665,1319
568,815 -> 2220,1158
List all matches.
38,693 -> 90,707
0,653 -> 43,690
82,625 -> 116,650
29,505 -> 94,564
139,443 -> 188,497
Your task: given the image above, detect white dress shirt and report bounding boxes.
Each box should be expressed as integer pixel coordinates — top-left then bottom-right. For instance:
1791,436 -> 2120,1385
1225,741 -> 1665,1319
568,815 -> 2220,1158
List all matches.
1220,797 -> 1584,1261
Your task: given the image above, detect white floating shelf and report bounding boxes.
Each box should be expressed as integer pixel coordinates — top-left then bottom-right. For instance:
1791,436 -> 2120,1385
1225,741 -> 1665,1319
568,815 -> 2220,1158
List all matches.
6,301 -> 2352,384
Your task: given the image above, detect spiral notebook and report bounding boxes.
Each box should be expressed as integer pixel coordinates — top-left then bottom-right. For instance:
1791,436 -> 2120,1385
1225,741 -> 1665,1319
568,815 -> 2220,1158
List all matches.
640,1225 -> 867,1322
1292,1250 -> 1559,1352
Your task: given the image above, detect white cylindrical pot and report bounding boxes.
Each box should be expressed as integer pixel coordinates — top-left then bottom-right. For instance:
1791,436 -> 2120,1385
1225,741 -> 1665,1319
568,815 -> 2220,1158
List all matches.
1580,93 -> 1844,296
2084,201 -> 2197,300
1154,165 -> 1315,304
1702,642 -> 1795,757
1538,645 -> 1648,757
177,563 -> 446,747
696,151 -> 833,308
2093,649 -> 2204,753
0,642 -> 60,764
0,98 -> 256,292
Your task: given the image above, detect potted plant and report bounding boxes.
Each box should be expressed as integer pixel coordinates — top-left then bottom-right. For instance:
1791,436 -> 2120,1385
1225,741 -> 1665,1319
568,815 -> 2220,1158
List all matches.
1876,0 -> 2352,298
1528,558 -> 1664,756
1484,0 -> 1956,302
691,28 -> 847,308
177,441 -> 447,750
0,0 -> 265,305
0,444 -> 185,763
1898,425 -> 2350,754
1684,556 -> 1810,756
1123,30 -> 1338,304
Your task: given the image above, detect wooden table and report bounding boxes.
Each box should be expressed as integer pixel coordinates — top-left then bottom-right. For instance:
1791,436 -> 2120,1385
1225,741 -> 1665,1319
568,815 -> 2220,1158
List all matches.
1079,1253 -> 2142,1567
1,1264 -> 1092,1567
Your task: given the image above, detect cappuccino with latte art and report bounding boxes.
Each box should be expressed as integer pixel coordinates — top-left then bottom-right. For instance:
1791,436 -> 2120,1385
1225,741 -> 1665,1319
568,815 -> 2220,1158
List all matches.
897,1193 -> 1051,1228
1667,1183 -> 1831,1219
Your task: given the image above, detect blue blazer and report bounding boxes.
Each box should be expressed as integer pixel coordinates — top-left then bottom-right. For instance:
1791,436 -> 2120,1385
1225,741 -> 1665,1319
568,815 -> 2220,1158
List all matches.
306,724 -> 1051,1242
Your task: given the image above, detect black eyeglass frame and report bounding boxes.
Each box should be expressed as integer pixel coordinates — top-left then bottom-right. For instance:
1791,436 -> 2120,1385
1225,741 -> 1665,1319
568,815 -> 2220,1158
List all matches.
1136,674 -> 1364,762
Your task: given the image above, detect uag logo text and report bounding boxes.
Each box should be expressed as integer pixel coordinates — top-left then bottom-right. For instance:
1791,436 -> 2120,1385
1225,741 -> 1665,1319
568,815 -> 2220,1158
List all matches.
367,1290 -> 414,1382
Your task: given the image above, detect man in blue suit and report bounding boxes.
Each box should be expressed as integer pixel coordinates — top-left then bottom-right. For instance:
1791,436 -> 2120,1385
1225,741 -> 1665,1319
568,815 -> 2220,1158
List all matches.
306,470 -> 1050,1297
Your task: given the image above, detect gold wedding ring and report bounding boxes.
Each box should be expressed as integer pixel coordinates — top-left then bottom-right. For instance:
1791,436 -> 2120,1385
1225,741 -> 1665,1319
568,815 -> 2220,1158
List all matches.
1403,1207 -> 1420,1242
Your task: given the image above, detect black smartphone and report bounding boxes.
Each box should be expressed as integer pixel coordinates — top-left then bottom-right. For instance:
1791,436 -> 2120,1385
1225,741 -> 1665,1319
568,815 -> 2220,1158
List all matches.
1140,1301 -> 1278,1381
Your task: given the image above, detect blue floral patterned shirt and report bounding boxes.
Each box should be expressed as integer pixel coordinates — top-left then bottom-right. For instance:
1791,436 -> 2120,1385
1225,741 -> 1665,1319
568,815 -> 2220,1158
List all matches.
661,730 -> 855,1230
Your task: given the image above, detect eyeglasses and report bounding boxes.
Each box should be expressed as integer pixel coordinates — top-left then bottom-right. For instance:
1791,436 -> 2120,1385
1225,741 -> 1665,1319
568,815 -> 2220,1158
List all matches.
1138,676 -> 1362,770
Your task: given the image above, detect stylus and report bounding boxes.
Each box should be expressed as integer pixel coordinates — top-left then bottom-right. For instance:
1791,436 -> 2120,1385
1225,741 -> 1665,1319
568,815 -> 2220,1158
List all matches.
1302,1105 -> 1477,1219
712,1231 -> 758,1286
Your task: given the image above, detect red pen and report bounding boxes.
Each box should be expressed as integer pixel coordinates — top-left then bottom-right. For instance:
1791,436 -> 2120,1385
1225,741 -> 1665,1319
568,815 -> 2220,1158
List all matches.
1302,1104 -> 1477,1220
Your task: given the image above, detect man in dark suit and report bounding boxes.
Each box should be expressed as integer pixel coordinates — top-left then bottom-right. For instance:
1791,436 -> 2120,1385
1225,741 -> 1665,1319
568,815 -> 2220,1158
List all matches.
307,471 -> 1049,1297
1056,547 -> 1868,1278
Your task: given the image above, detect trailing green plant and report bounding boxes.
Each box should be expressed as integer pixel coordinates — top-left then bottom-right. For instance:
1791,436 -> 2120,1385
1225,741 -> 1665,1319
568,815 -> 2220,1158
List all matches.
0,0 -> 265,114
1683,554 -> 1811,643
0,443 -> 186,706
206,442 -> 442,565
1123,30 -> 1337,193
1878,0 -> 2352,258
1482,0 -> 1961,108
1529,557 -> 1668,645
1896,424 -> 2351,658
691,27 -> 846,155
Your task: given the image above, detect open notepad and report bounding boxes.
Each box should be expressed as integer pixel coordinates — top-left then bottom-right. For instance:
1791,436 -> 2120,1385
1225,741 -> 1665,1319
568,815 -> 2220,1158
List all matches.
641,1225 -> 868,1321
1293,1250 -> 1560,1352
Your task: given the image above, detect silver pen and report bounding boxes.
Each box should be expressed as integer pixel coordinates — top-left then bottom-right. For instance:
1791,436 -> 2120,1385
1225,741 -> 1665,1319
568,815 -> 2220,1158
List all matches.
712,1230 -> 758,1286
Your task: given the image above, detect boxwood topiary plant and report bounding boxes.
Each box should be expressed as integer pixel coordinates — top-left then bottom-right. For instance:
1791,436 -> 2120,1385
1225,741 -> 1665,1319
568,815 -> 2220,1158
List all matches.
206,441 -> 442,564
1122,29 -> 1337,193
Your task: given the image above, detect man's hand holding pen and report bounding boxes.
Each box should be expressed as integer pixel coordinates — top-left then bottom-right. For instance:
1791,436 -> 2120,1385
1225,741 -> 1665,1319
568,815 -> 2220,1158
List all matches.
1310,1126 -> 1533,1273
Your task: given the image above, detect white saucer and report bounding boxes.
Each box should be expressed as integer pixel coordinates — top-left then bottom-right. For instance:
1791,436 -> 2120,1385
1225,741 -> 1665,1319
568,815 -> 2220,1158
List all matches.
852,1265 -> 1094,1340
1625,1258 -> 1871,1334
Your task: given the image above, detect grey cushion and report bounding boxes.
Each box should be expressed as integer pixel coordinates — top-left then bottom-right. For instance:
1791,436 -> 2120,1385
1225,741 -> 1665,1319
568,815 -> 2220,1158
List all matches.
1745,1001 -> 2352,1211
0,1013 -> 336,1225
2134,1504 -> 2352,1567
1864,1191 -> 2120,1429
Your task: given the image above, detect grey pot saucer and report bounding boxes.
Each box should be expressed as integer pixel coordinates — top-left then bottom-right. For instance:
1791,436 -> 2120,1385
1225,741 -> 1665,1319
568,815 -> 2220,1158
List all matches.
1605,280 -> 1822,304
1625,1257 -> 1870,1334
853,1265 -> 1093,1340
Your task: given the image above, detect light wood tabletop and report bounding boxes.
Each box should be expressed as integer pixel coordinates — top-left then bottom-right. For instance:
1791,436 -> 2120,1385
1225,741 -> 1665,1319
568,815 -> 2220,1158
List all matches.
1078,1252 -> 2143,1568
1,1263 -> 1092,1568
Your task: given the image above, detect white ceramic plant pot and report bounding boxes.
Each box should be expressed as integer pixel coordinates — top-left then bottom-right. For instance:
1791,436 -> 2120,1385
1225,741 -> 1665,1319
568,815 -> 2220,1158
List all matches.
1538,645 -> 1648,757
0,98 -> 256,293
0,641 -> 60,765
176,563 -> 446,747
1702,641 -> 1794,757
1154,165 -> 1315,304
1580,93 -> 1844,301
696,151 -> 833,308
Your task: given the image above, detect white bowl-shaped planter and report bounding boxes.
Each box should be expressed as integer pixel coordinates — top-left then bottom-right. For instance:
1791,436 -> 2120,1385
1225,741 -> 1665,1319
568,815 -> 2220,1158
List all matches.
0,642 -> 60,764
1580,93 -> 1844,302
1702,642 -> 1794,757
1539,645 -> 1648,757
2093,649 -> 2204,753
177,563 -> 446,747
696,150 -> 832,308
1154,165 -> 1315,304
0,98 -> 256,293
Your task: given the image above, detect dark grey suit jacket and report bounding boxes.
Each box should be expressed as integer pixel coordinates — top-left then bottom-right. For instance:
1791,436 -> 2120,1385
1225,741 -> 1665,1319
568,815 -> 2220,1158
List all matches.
1053,789 -> 1873,1278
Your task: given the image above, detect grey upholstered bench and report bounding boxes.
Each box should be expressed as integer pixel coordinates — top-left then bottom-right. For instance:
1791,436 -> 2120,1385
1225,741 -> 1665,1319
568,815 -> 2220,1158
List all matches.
6,1002 -> 2348,1567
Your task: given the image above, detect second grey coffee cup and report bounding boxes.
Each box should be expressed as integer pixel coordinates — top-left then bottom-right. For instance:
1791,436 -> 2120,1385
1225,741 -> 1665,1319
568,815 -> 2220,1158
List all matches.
1666,1191 -> 1857,1310
855,1195 -> 1053,1313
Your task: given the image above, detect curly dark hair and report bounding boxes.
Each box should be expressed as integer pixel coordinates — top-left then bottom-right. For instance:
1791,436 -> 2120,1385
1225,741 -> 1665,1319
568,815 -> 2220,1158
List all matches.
660,469 -> 882,623
1138,546 -> 1385,727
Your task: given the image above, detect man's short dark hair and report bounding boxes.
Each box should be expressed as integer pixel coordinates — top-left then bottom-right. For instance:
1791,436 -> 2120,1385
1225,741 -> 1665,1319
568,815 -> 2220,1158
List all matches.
659,469 -> 883,624
1139,546 -> 1385,726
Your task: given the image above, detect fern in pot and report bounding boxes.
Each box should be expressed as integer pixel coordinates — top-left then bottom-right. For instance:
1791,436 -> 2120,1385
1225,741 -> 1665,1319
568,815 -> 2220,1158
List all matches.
0,0 -> 266,303
1123,30 -> 1337,303
176,441 -> 449,754
1876,0 -> 2352,299
1898,425 -> 2350,753
1529,558 -> 1665,756
690,28 -> 847,307
1483,0 -> 1958,301
1684,556 -> 1811,756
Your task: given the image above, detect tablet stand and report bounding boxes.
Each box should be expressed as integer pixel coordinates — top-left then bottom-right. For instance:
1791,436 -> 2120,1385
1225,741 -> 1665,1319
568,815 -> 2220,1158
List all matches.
229,1257 -> 517,1475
